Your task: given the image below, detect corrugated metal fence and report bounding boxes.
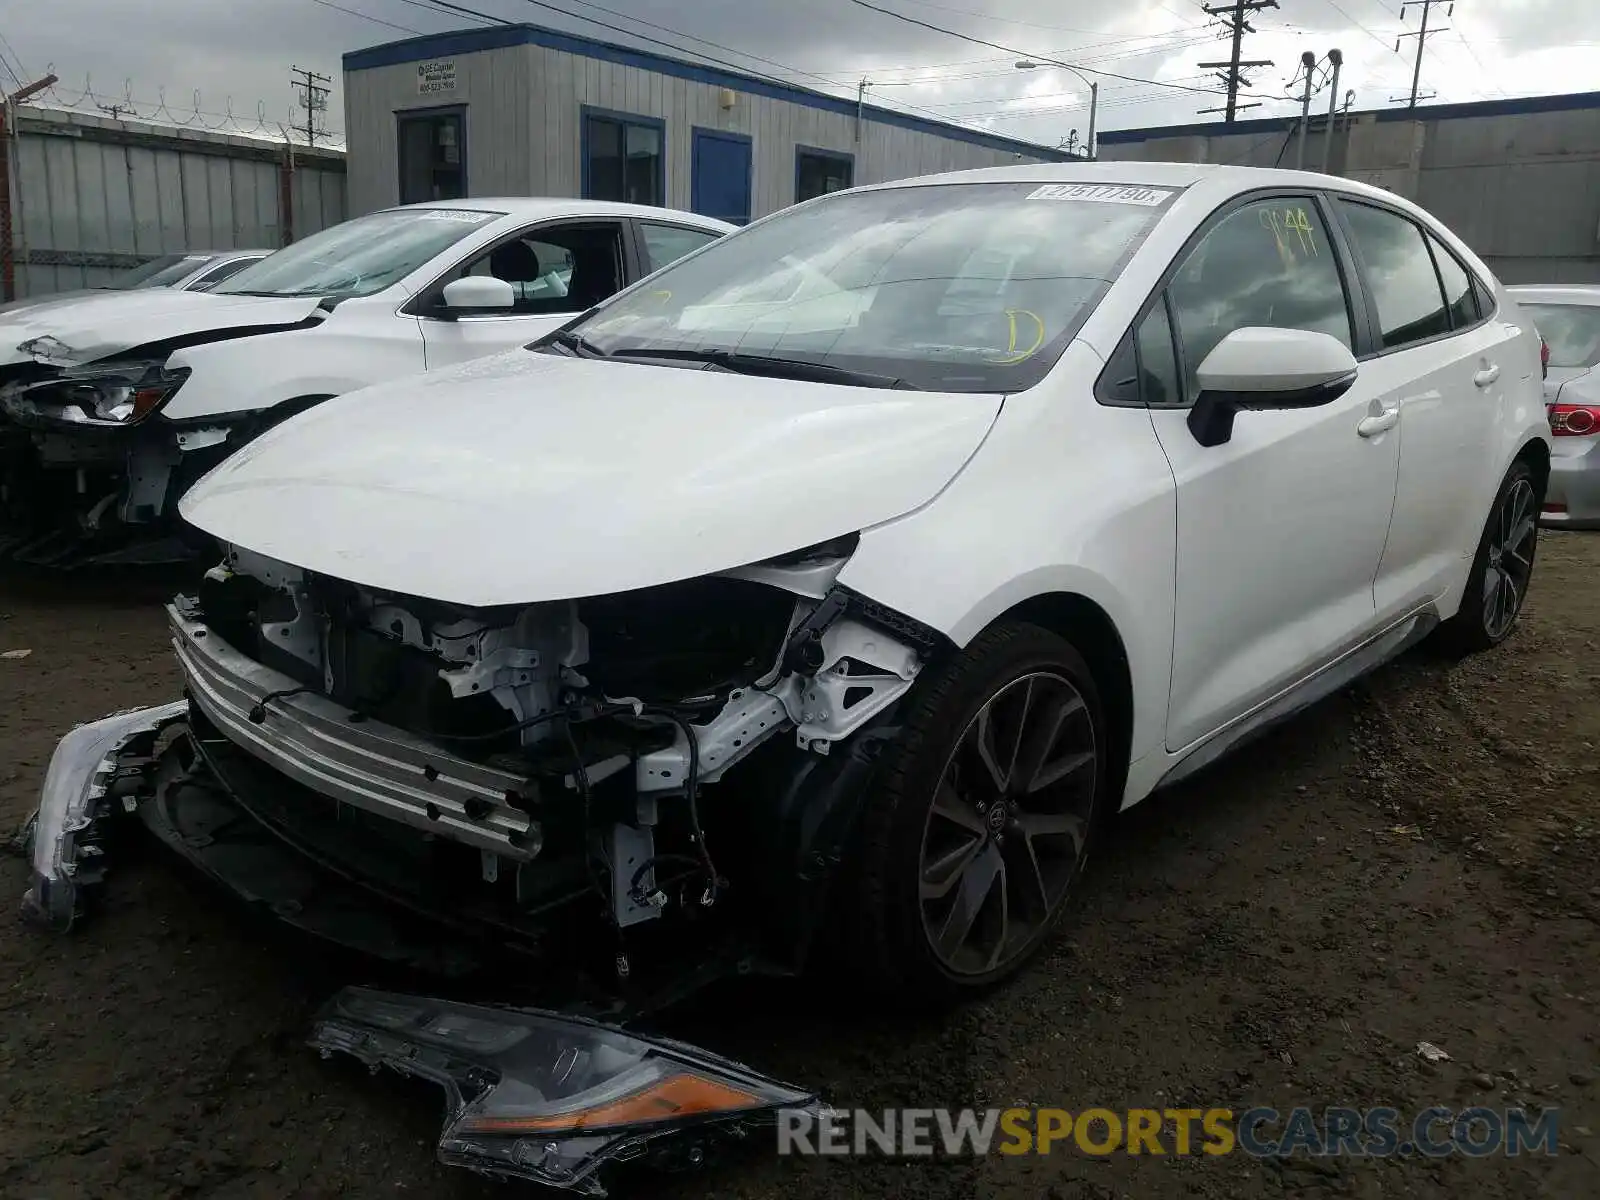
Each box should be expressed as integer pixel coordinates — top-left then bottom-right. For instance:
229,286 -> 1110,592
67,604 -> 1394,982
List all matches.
1,105 -> 347,298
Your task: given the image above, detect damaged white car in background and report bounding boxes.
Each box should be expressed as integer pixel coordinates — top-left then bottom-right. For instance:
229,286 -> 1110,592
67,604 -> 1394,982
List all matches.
0,199 -> 729,566
20,162 -> 1551,1193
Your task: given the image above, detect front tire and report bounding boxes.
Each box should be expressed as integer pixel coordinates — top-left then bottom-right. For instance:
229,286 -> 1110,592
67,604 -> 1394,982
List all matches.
848,621 -> 1109,1004
1438,460 -> 1540,655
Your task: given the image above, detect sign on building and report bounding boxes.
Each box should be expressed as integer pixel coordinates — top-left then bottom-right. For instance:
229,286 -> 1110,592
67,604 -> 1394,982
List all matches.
418,60 -> 457,97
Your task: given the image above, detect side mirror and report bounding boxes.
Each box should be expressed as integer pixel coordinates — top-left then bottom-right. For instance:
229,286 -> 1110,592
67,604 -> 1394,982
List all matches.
441,276 -> 516,314
1188,326 -> 1359,447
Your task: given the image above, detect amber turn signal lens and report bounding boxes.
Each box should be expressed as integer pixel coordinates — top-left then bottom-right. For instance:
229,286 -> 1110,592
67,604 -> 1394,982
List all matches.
458,1071 -> 763,1134
131,387 -> 169,420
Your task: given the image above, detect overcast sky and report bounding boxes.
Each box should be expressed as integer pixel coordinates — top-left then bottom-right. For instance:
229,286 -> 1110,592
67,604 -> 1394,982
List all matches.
4,0 -> 1599,150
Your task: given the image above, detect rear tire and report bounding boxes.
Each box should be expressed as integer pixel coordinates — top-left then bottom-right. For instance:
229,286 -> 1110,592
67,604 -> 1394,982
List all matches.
1437,460 -> 1540,656
847,621 -> 1109,1006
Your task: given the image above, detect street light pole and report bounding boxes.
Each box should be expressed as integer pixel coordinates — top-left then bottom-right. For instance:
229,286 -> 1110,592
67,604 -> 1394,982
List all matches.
1017,59 -> 1098,159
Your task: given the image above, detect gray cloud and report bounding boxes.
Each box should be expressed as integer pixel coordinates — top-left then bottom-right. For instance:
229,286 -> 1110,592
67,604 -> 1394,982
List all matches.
3,0 -> 1597,151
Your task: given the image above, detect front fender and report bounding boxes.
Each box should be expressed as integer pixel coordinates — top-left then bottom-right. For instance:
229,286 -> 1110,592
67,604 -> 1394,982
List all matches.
835,349 -> 1178,767
160,318 -> 426,421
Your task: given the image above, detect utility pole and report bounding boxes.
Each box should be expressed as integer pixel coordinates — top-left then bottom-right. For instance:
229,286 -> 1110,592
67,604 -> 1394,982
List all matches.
289,65 -> 331,146
1295,52 -> 1317,170
1392,0 -> 1451,109
1198,0 -> 1278,122
1,73 -> 58,302
1320,49 -> 1343,174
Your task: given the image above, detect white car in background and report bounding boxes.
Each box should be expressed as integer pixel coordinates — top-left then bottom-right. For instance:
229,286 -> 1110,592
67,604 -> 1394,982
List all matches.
1507,285 -> 1600,529
25,162 -> 1551,1194
0,200 -> 732,565
0,249 -> 273,320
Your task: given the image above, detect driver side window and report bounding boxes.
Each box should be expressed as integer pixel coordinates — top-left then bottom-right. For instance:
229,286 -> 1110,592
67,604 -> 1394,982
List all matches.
1167,197 -> 1353,403
438,221 -> 625,316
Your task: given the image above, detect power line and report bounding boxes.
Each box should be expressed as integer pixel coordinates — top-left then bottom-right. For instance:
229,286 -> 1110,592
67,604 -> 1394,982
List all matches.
308,0 -> 423,34
846,0 -> 1231,95
853,26 -> 1227,75
1313,0 -> 1404,58
391,0 -> 499,28
858,0 -> 1211,37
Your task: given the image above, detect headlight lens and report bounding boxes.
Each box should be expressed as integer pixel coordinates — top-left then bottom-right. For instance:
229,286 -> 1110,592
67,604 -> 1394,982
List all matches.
7,364 -> 188,425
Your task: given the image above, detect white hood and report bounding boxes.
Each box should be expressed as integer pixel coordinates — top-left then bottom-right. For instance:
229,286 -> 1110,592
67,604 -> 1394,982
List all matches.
180,350 -> 1003,607
0,289 -> 325,367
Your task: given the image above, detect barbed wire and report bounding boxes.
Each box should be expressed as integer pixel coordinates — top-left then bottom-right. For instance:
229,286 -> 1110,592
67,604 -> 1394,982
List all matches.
21,69 -> 347,151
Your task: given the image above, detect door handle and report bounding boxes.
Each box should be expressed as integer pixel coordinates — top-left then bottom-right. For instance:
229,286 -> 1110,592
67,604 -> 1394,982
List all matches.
1357,407 -> 1400,438
1474,363 -> 1501,388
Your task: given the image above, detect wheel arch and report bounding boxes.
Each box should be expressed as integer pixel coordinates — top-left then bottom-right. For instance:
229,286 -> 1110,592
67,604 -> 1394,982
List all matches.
1513,434 -> 1550,497
991,591 -> 1136,809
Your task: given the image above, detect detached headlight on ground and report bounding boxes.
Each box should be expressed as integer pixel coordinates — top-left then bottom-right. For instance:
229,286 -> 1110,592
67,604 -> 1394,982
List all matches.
310,987 -> 821,1195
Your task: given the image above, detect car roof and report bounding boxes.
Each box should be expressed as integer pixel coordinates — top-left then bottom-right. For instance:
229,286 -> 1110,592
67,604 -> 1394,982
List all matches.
862,159 -> 1424,208
381,196 -> 736,231
1505,285 -> 1600,306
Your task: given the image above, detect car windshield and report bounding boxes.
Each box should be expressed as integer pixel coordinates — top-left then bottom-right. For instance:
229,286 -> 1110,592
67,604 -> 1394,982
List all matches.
1522,302 -> 1600,370
107,253 -> 212,290
560,181 -> 1175,393
212,207 -> 505,300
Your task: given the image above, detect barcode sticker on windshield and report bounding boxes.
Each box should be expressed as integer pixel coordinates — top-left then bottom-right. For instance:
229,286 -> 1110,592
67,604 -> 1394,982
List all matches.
419,209 -> 497,222
1026,184 -> 1173,206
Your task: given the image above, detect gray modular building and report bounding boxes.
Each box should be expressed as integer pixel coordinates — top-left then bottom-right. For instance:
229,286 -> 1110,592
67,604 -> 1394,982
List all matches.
1096,91 -> 1600,285
341,22 -> 1068,223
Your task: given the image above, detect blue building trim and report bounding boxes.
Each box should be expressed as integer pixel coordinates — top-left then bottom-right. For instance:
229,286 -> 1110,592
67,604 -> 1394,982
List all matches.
579,106 -> 667,205
344,23 -> 1069,162
1097,90 -> 1600,145
794,144 -> 855,204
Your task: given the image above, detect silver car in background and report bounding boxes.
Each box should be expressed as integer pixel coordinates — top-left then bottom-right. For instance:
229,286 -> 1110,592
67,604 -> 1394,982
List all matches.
1508,285 -> 1600,529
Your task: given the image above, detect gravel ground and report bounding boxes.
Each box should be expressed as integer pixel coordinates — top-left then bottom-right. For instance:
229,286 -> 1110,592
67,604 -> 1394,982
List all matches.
1,536 -> 1597,1200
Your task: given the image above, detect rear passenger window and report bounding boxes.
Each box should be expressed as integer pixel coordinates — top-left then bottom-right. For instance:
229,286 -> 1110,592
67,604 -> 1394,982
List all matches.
1337,201 -> 1449,350
1427,233 -> 1478,329
1168,197 -> 1352,402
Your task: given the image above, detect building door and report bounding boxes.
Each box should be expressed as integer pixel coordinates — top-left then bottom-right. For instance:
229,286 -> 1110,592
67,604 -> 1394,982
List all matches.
690,129 -> 752,225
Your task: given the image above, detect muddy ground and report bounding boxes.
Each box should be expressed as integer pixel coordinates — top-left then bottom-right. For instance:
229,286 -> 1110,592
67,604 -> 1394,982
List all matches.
1,536 -> 1596,1200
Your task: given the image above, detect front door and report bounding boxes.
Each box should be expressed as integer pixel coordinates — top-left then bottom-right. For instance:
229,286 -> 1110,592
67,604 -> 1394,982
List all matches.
1148,192 -> 1402,751
690,129 -> 753,226
417,220 -> 628,371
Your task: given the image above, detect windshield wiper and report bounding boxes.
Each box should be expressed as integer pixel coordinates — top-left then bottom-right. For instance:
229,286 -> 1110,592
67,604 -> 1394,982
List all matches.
540,329 -> 608,358
610,347 -> 914,390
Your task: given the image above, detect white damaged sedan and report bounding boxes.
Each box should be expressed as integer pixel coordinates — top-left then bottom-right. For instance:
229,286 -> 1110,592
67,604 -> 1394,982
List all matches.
22,162 -> 1551,1190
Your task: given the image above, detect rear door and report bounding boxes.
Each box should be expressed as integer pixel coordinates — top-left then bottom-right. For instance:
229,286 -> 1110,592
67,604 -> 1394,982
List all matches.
1133,190 -> 1402,751
1332,198 -> 1519,619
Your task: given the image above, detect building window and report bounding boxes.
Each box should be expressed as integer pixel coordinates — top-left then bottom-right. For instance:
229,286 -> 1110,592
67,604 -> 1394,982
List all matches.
583,110 -> 664,206
398,107 -> 466,204
795,146 -> 853,204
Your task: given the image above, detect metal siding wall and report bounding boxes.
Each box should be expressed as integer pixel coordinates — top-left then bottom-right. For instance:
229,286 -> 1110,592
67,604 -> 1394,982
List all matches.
5,110 -> 347,296
1098,106 -> 1600,280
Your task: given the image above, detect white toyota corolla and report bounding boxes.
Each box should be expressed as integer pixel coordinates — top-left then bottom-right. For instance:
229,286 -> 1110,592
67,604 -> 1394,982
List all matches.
24,163 -> 1551,1179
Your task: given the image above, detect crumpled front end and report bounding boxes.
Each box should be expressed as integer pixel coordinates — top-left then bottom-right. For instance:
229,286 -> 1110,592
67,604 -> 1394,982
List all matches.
20,700 -> 187,927
0,355 -> 223,566
137,538 -> 935,998
311,987 -> 821,1195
